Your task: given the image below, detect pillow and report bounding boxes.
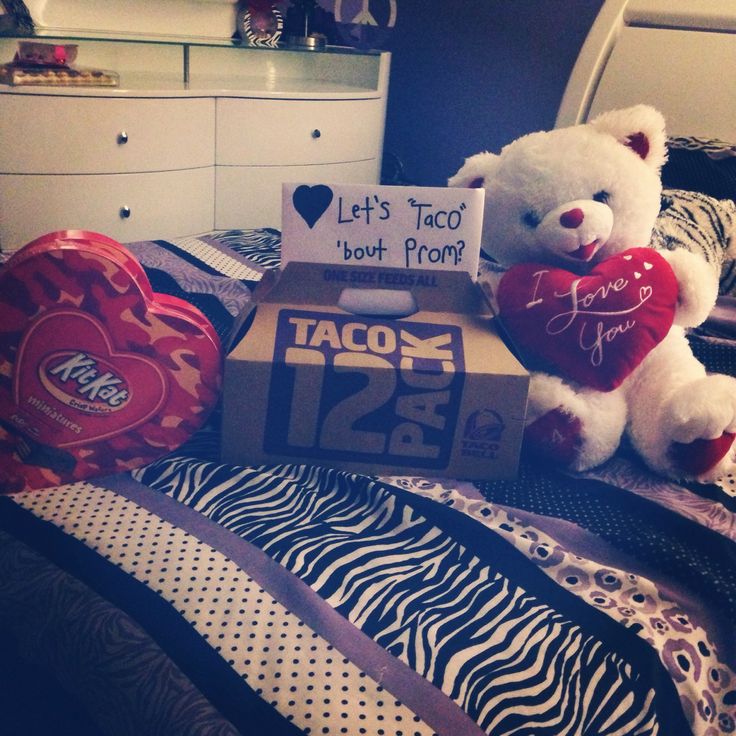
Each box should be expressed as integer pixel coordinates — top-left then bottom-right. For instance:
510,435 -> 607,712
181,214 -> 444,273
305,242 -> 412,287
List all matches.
662,136 -> 736,201
651,188 -> 736,295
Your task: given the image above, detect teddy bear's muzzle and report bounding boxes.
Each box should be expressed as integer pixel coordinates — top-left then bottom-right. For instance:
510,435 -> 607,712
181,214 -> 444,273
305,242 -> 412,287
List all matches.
536,199 -> 613,264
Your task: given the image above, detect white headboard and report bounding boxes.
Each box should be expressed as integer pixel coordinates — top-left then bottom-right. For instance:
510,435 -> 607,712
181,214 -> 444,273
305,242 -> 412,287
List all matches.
557,0 -> 736,141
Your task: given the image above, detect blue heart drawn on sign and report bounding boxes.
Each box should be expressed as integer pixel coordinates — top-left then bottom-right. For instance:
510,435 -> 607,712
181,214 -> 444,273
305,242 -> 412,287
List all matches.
293,185 -> 334,229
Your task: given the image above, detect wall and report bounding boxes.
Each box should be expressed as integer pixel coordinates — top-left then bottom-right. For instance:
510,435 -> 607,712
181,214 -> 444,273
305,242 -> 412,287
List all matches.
382,0 -> 604,186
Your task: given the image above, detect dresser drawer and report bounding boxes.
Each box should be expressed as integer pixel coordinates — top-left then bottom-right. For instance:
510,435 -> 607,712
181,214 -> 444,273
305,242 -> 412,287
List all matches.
215,159 -> 379,229
0,95 -> 215,174
0,168 -> 214,251
216,98 -> 383,166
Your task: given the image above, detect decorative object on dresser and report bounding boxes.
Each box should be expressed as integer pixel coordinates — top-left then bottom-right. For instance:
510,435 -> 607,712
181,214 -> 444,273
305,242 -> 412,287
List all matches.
236,0 -> 284,48
0,39 -> 119,87
334,0 -> 397,50
15,39 -> 77,65
0,63 -> 119,86
284,0 -> 331,50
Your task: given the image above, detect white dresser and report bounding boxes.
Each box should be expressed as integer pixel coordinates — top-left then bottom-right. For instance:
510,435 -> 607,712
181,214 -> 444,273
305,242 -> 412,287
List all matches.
0,37 -> 389,252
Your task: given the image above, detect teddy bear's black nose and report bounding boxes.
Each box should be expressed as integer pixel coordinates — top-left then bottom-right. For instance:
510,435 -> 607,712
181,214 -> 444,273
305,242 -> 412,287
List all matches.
560,208 -> 584,229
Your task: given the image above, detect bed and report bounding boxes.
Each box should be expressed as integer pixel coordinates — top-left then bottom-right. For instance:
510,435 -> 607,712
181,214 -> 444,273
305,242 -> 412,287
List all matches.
2,2 -> 736,735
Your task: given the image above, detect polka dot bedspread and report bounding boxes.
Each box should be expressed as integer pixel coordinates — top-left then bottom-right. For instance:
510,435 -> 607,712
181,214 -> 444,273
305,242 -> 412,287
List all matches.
1,229 -> 735,736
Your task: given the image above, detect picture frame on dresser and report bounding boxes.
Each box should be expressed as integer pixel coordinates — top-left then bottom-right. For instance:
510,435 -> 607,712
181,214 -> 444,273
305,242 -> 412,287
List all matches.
0,34 -> 390,253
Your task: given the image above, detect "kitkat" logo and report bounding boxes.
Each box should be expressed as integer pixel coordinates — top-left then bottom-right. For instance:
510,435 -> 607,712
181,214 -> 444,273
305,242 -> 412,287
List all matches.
39,350 -> 131,414
265,309 -> 465,468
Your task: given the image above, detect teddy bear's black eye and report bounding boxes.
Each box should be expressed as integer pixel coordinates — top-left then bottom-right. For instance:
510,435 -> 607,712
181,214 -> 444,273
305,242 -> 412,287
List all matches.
522,210 -> 541,229
593,190 -> 610,204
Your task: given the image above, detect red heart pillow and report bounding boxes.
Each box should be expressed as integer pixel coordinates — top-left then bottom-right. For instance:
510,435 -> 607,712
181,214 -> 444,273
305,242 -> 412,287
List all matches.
497,248 -> 678,392
0,230 -> 222,492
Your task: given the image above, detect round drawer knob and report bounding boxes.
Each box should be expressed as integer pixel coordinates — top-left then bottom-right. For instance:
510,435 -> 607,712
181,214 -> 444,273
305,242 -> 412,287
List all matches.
311,129 -> 321,139
117,131 -> 129,145
119,206 -> 132,219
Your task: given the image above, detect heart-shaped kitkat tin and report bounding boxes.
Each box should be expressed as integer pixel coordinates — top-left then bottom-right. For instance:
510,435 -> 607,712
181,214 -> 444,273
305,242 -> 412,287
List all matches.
0,230 -> 222,492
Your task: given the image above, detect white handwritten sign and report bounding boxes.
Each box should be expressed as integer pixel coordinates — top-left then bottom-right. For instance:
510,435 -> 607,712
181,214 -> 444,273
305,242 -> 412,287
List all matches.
281,183 -> 484,277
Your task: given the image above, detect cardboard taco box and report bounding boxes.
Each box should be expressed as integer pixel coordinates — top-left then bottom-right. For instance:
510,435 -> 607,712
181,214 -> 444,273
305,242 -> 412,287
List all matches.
221,261 -> 529,480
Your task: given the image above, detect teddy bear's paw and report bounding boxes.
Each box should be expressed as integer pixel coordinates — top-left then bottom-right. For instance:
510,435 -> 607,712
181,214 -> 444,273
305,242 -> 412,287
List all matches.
525,408 -> 583,468
665,375 -> 736,443
662,374 -> 736,479
524,373 -> 626,471
657,248 -> 719,328
669,433 -> 736,481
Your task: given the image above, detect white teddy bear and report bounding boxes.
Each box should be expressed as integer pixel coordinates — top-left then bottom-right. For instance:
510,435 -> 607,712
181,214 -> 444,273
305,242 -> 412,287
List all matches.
449,104 -> 736,481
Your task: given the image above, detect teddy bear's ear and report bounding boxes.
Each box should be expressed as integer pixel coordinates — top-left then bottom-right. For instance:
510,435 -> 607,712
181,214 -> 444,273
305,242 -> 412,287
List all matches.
448,151 -> 500,189
589,105 -> 668,171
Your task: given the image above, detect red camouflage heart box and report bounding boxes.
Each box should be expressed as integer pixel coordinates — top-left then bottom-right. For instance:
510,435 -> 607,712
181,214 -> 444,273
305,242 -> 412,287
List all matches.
497,247 -> 679,392
0,230 -> 222,492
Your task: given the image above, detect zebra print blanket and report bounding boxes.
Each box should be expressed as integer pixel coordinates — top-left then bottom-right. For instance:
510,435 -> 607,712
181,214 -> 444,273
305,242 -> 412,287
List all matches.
1,229 -> 735,736
651,188 -> 736,295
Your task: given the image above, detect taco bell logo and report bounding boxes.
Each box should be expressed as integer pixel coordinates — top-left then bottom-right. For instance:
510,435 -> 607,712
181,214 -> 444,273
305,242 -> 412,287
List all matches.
461,409 -> 505,459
